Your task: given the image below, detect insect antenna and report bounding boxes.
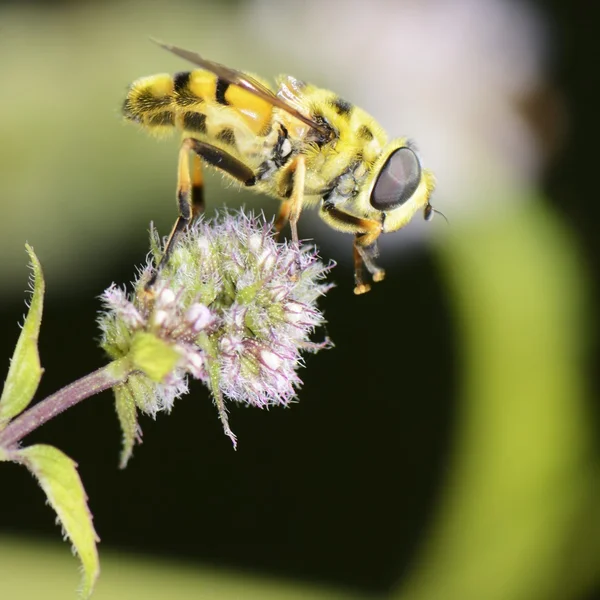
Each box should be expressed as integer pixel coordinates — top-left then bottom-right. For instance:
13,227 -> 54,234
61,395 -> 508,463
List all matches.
424,203 -> 449,225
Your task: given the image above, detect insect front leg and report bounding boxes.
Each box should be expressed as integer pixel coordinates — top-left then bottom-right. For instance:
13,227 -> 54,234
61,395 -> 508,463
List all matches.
319,202 -> 383,294
354,232 -> 385,295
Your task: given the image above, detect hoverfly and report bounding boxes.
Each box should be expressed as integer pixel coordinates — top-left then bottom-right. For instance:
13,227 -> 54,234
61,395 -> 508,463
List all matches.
123,42 -> 436,294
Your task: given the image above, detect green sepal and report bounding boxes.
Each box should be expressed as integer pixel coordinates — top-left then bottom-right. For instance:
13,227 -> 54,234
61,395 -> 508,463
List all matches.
206,352 -> 236,448
12,444 -> 99,599
0,245 -> 45,429
148,224 -> 162,266
129,331 -> 180,382
113,382 -> 140,469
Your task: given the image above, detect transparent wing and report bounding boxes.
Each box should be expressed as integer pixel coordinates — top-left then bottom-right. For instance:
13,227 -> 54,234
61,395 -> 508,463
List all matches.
153,40 -> 329,136
277,75 -> 311,114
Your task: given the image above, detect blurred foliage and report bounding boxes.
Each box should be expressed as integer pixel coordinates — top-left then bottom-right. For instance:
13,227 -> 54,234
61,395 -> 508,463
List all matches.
0,535 -> 364,600
396,199 -> 599,600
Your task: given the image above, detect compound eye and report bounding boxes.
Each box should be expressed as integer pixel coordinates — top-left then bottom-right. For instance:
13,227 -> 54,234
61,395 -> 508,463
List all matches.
370,147 -> 421,211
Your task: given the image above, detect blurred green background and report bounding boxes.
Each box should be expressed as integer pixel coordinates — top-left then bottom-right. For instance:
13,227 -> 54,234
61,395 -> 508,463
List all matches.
0,0 -> 598,599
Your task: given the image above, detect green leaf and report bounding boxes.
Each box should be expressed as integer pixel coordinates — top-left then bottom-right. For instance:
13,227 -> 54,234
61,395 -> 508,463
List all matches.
0,245 -> 45,428
114,383 -> 140,468
14,444 -> 100,599
129,331 -> 180,382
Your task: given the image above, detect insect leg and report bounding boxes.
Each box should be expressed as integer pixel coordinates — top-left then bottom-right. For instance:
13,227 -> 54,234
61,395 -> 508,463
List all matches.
354,233 -> 385,295
188,139 -> 256,185
288,155 -> 307,246
274,199 -> 291,240
147,138 -> 257,288
274,155 -> 308,243
147,139 -> 197,288
319,202 -> 383,294
277,155 -> 306,245
190,151 -> 205,219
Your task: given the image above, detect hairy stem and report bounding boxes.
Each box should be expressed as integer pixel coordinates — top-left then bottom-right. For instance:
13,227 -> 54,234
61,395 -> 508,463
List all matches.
0,359 -> 133,449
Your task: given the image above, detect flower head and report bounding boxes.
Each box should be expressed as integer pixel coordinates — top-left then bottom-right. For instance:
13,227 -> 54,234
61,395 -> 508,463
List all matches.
98,211 -> 333,453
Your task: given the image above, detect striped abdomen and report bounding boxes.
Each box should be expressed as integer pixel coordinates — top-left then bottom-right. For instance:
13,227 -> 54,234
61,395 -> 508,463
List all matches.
122,70 -> 275,137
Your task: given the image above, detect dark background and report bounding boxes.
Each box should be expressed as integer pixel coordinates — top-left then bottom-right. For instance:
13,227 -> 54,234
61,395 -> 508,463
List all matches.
0,1 -> 598,599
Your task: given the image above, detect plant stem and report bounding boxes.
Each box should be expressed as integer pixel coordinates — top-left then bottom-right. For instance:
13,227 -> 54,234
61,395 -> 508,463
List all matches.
0,359 -> 132,449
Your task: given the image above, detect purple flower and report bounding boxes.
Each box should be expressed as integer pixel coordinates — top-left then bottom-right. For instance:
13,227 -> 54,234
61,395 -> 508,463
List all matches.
98,211 -> 333,454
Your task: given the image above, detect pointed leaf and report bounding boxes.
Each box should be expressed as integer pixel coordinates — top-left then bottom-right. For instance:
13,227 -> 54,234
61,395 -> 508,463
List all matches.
0,245 -> 45,427
14,444 -> 100,598
114,382 -> 141,468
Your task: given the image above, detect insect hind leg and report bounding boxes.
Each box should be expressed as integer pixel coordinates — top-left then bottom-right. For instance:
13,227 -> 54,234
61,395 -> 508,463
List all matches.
147,138 -> 203,288
190,151 -> 205,218
147,138 -> 257,289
